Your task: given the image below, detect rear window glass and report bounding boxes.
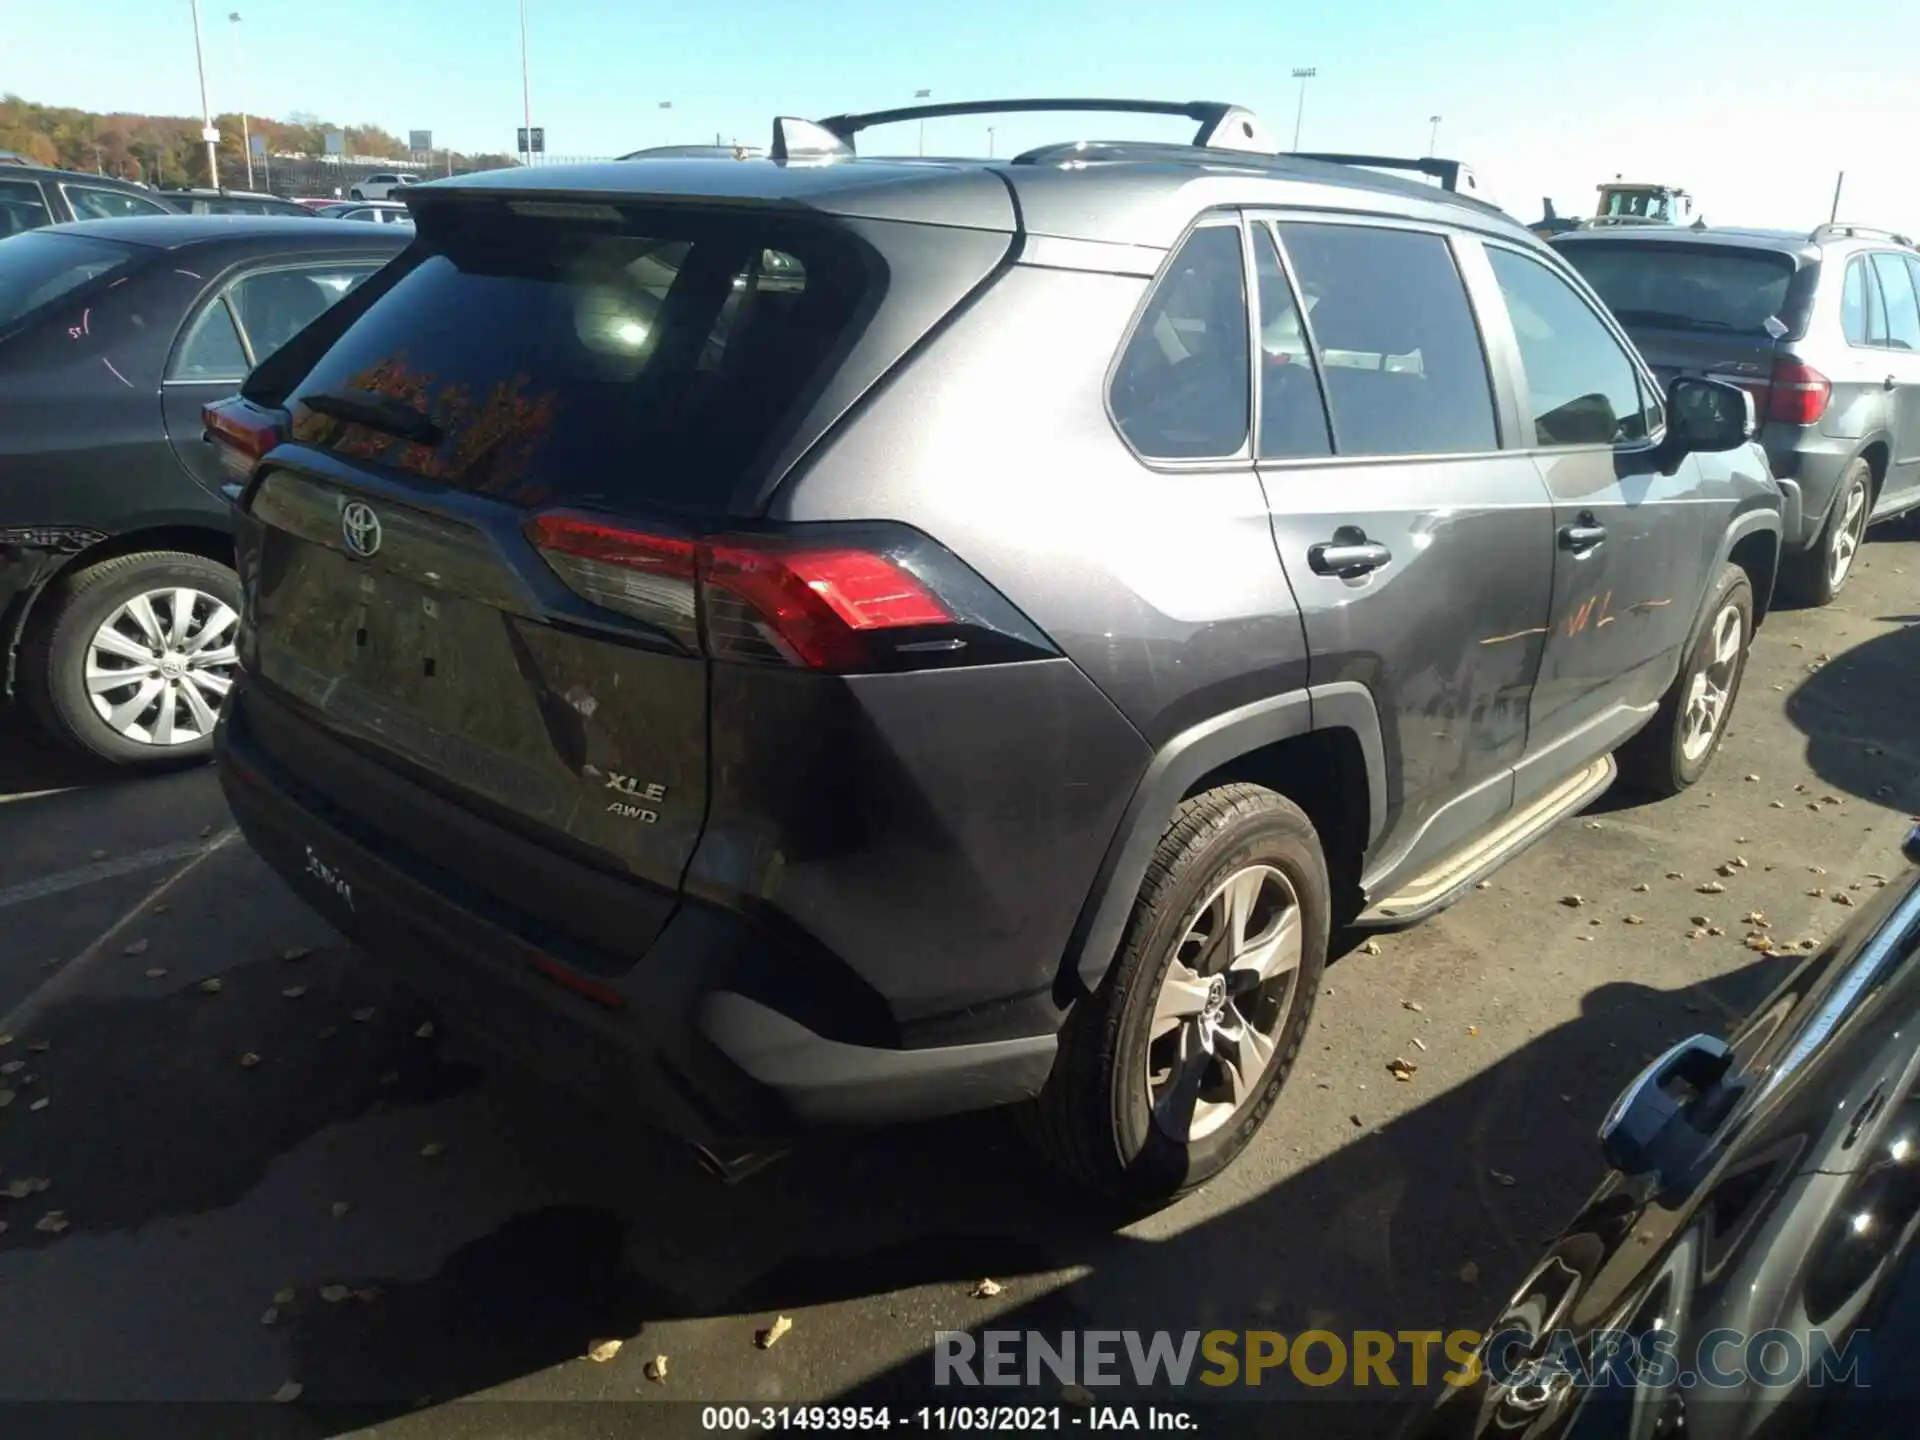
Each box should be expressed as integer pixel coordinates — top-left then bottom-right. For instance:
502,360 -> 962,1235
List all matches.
1558,242 -> 1795,335
285,214 -> 867,514
0,230 -> 138,331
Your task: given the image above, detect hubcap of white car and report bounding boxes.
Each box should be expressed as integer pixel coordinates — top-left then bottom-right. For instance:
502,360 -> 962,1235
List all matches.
1679,601 -> 1744,763
1146,863 -> 1303,1143
84,587 -> 239,746
1829,479 -> 1868,590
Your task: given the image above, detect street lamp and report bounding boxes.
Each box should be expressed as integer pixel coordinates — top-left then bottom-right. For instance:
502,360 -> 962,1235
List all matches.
518,0 -> 534,165
914,87 -> 931,156
987,125 -> 995,158
1290,67 -> 1316,150
1428,114 -> 1442,156
229,12 -> 253,189
188,0 -> 220,187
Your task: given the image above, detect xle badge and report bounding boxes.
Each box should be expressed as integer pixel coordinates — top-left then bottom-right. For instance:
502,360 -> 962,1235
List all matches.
604,772 -> 667,824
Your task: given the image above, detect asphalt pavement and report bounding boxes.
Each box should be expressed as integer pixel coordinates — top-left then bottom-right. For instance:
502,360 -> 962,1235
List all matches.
1,521 -> 1917,1437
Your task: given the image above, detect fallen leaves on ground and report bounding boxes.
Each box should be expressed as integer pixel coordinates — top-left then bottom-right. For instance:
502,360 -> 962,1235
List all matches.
239,1053 -> 261,1069
4,1177 -> 50,1198
971,1278 -> 1004,1298
1388,1057 -> 1418,1082
1358,940 -> 1382,956
1489,1169 -> 1516,1187
1559,895 -> 1585,908
1458,1260 -> 1480,1284
283,986 -> 307,999
274,1287 -> 296,1305
28,1098 -> 48,1112
1745,912 -> 1769,928
415,1021 -> 435,1039
1631,883 -> 1650,893
261,1307 -> 280,1326
586,1339 -> 623,1363
198,978 -> 222,995
35,1211 -> 69,1235
351,1007 -> 375,1023
1833,893 -> 1856,907
1697,881 -> 1726,894
272,1381 -> 303,1404
756,1315 -> 794,1350
282,947 -> 310,962
122,939 -> 149,957
1412,1037 -> 1428,1051
1623,915 -> 1645,926
319,1285 -> 351,1303
331,1201 -> 351,1219
144,967 -> 168,979
420,1142 -> 446,1158
1402,1000 -> 1424,1013
645,1354 -> 670,1384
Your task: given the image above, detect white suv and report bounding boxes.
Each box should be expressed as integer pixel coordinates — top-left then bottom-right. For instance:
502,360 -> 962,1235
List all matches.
347,172 -> 420,201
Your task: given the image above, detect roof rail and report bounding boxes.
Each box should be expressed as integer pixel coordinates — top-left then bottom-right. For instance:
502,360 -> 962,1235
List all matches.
1812,222 -> 1914,246
1287,152 -> 1481,196
770,98 -> 1276,161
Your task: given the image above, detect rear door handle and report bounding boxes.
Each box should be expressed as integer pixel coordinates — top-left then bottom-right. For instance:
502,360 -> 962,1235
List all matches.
1307,527 -> 1392,577
1559,514 -> 1607,553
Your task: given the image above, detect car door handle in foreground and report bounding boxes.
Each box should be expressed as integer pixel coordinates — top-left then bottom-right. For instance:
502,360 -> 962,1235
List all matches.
1307,527 -> 1392,577
1558,515 -> 1607,553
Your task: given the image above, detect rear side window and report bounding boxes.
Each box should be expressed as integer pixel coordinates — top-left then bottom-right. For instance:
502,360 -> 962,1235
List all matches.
229,266 -> 376,364
0,230 -> 137,331
1489,247 -> 1658,447
286,213 -> 870,514
1840,258 -> 1880,346
1559,242 -> 1794,336
1872,253 -> 1920,351
1275,222 -> 1497,457
0,178 -> 52,236
62,183 -> 171,221
1111,224 -> 1250,460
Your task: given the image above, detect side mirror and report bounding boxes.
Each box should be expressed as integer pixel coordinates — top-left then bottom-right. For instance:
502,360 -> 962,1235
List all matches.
1666,375 -> 1755,455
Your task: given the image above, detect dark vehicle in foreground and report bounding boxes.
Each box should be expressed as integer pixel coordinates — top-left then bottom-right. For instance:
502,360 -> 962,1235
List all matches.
207,97 -> 1779,1203
1555,223 -> 1920,606
160,187 -> 317,218
0,216 -> 407,765
0,164 -> 173,235
1412,829 -> 1920,1440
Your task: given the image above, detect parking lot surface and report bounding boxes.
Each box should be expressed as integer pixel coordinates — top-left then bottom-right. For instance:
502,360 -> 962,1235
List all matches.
1,522 -> 1916,1434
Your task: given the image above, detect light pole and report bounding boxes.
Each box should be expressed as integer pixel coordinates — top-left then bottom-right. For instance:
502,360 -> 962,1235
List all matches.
1290,67 -> 1316,150
986,125 -> 995,158
1427,114 -> 1441,156
189,0 -> 220,187
518,0 -> 534,165
229,12 -> 253,189
914,87 -> 931,156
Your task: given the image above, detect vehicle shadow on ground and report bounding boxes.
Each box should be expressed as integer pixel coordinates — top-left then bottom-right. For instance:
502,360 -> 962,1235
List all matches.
0,909 -> 1796,1432
0,707 -> 111,797
1784,608 -> 1920,814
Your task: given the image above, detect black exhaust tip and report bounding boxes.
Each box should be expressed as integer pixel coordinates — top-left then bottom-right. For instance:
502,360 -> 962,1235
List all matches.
691,1142 -> 790,1184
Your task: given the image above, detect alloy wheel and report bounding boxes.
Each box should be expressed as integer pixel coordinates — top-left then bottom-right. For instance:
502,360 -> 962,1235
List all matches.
1146,863 -> 1304,1143
1828,478 -> 1869,592
1679,600 -> 1743,763
84,587 -> 239,746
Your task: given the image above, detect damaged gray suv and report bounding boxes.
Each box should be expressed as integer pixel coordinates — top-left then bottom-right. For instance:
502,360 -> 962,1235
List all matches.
206,98 -> 1781,1205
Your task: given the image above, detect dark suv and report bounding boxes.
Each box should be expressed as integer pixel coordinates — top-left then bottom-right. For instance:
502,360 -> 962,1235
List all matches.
207,98 -> 1781,1204
1553,223 -> 1920,605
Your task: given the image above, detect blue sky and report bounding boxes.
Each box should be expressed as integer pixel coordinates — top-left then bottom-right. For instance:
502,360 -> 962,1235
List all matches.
8,0 -> 1918,233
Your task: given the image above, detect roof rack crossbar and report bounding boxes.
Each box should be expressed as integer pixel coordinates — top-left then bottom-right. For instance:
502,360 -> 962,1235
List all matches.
772,98 -> 1276,160
1811,222 -> 1914,246
1287,152 -> 1473,194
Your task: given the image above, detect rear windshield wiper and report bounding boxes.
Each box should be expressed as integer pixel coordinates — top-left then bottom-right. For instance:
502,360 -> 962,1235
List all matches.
1606,308 -> 1742,332
297,388 -> 444,446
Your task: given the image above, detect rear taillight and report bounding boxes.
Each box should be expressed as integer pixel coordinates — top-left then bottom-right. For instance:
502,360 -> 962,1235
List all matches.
525,512 -> 1052,673
202,396 -> 289,481
1765,359 -> 1831,426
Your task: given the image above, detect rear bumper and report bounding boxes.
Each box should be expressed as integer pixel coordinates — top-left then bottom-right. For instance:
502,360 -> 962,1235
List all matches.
215,685 -> 1058,1144
1762,430 -> 1857,549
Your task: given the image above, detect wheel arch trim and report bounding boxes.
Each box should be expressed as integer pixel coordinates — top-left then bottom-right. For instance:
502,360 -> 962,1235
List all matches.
1065,684 -> 1387,994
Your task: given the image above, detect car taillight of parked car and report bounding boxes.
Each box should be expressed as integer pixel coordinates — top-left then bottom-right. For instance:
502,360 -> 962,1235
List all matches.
202,396 -> 290,480
525,511 -> 1051,674
1765,358 -> 1832,426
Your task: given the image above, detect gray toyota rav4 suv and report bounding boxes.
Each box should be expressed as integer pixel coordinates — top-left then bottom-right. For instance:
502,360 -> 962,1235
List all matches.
1554,223 -> 1920,606
206,99 -> 1781,1204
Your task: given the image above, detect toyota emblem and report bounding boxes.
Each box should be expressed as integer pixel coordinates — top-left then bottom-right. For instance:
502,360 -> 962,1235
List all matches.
341,500 -> 382,559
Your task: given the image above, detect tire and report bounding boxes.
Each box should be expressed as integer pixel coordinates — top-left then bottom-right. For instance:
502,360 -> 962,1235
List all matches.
21,550 -> 242,769
1615,563 -> 1753,798
1024,784 -> 1329,1207
1780,458 -> 1871,607
348,188 -> 364,201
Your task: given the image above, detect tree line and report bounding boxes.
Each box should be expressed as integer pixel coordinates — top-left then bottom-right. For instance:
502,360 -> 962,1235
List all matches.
0,94 -> 515,188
